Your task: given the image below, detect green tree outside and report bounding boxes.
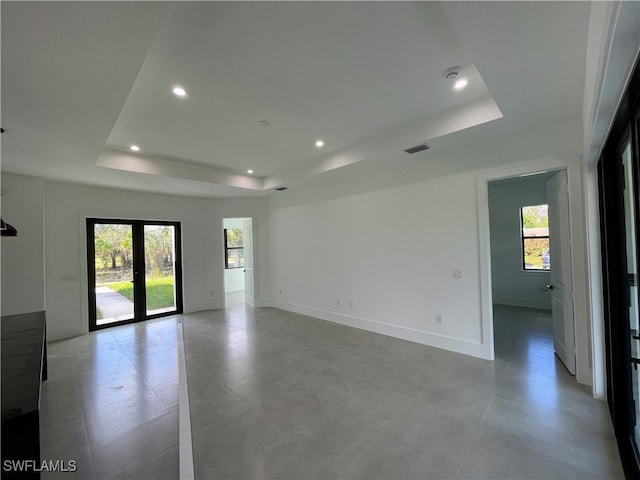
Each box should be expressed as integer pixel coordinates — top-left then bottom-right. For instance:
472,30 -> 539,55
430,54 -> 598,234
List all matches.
94,224 -> 176,317
522,204 -> 549,228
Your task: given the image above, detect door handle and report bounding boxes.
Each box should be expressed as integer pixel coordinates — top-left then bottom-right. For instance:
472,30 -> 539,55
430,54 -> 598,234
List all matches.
545,284 -> 554,291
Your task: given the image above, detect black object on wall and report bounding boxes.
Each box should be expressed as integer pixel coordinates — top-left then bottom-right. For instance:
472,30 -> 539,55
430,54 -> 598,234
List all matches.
1,218 -> 18,237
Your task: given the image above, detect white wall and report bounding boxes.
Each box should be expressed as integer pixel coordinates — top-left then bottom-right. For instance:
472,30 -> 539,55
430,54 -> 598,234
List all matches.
270,171 -> 486,357
268,115 -> 589,363
582,1 -> 640,398
43,182 -> 269,341
1,174 -> 45,316
488,175 -> 552,310
223,217 -> 247,292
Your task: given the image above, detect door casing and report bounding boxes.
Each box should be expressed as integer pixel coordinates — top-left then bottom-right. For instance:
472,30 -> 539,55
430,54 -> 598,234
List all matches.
222,216 -> 256,308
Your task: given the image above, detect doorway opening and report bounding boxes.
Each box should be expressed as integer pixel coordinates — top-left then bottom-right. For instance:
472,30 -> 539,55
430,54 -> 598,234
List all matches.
223,217 -> 254,308
87,219 -> 183,330
487,170 -> 576,377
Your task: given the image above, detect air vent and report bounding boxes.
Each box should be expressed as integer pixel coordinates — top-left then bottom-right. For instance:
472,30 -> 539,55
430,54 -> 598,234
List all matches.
275,187 -> 288,191
404,144 -> 430,155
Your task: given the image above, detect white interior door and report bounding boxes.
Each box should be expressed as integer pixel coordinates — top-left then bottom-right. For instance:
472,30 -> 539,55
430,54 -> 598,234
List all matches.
546,170 -> 576,374
243,218 -> 254,306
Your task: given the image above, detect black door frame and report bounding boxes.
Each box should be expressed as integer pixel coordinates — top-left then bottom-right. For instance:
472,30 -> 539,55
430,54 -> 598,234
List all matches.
598,56 -> 640,479
86,218 -> 184,331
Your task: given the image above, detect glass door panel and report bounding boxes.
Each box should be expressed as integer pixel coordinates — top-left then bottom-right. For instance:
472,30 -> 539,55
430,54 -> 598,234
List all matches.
623,139 -> 640,450
93,223 -> 135,326
144,224 -> 177,316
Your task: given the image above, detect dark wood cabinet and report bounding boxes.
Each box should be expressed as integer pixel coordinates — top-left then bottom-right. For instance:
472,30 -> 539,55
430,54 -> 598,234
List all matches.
1,311 -> 47,480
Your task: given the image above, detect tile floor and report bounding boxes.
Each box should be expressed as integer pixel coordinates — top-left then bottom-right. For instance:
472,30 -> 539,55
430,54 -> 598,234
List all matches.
184,303 -> 624,480
40,317 -> 179,479
40,303 -> 624,479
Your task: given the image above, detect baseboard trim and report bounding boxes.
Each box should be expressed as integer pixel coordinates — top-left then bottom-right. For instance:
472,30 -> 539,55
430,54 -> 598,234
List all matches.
269,299 -> 489,360
184,303 -> 220,313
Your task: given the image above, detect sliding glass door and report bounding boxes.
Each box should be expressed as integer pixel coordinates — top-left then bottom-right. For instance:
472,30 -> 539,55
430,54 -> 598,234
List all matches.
621,138 -> 640,454
598,57 -> 640,479
87,219 -> 183,330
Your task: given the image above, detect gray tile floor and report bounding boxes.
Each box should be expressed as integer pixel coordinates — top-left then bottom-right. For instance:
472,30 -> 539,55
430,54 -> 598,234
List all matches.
184,303 -> 625,480
40,302 -> 624,479
40,317 -> 179,479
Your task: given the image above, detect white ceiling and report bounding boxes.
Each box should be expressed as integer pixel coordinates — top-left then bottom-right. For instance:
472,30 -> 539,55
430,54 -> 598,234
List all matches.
1,1 -> 591,198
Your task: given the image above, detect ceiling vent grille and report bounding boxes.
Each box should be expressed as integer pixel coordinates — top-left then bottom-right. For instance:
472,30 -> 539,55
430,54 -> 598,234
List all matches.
275,187 -> 288,191
404,144 -> 430,154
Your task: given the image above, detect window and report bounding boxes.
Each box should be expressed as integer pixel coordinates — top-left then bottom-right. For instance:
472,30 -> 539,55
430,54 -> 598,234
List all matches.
224,228 -> 244,269
521,204 -> 550,270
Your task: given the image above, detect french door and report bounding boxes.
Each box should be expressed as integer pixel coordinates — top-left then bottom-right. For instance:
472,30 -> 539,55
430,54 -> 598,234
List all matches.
87,219 -> 183,330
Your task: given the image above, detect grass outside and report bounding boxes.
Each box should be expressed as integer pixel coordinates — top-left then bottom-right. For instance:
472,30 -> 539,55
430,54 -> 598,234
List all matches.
105,275 -> 175,311
525,255 -> 543,268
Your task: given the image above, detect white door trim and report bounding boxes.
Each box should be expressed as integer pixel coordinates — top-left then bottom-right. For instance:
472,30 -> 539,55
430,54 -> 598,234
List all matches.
222,215 -> 258,308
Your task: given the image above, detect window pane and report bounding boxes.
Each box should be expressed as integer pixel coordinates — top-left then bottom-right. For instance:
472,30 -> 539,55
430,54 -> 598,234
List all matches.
226,228 -> 243,248
521,204 -> 549,234
524,237 -> 550,270
144,225 -> 177,316
94,223 -> 135,325
227,248 -> 244,268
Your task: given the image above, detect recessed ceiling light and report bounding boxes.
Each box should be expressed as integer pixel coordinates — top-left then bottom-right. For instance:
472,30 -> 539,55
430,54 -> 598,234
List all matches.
247,169 -> 254,174
172,86 -> 187,97
454,79 -> 468,90
315,140 -> 324,148
130,145 -> 140,152
258,120 -> 270,127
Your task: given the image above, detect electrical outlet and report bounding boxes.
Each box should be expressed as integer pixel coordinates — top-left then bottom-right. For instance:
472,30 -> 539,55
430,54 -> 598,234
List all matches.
436,314 -> 443,324
336,299 -> 341,306
209,290 -> 214,296
453,269 -> 463,279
